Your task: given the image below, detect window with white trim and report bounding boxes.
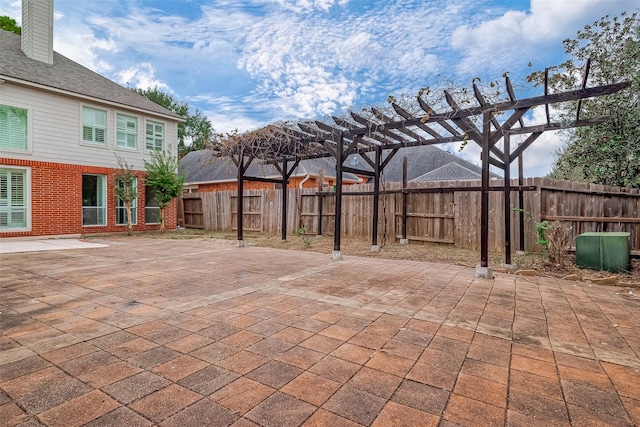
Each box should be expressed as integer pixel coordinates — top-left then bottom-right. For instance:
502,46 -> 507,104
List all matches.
82,174 -> 106,226
116,177 -> 137,225
117,114 -> 137,149
0,168 -> 28,229
0,104 -> 28,151
145,120 -> 164,152
145,185 -> 161,224
82,107 -> 107,145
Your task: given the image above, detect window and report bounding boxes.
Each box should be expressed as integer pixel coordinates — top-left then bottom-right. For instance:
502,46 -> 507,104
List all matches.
0,168 -> 28,229
117,114 -> 137,149
0,105 -> 28,151
82,107 -> 107,145
82,174 -> 106,226
116,177 -> 137,225
145,120 -> 164,151
145,185 -> 160,224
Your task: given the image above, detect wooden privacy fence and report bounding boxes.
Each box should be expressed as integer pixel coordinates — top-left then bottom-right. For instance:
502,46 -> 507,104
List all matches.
181,178 -> 640,253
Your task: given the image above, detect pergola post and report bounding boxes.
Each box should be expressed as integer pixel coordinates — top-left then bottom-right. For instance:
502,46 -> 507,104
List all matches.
503,133 -> 513,267
371,146 -> 381,251
332,133 -> 343,260
236,153 -> 245,247
518,149 -> 525,254
281,159 -> 288,240
476,111 -> 493,279
317,193 -> 323,235
400,156 -> 409,245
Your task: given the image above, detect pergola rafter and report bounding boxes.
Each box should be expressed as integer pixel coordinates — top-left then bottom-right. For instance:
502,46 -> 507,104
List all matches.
218,70 -> 629,276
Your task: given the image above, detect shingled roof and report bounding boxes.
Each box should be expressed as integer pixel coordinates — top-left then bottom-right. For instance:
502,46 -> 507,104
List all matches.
411,162 -> 482,182
0,30 -> 181,121
345,145 -> 487,182
180,150 -> 361,184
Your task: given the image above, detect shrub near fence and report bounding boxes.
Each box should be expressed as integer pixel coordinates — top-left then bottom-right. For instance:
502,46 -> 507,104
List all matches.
181,178 -> 640,254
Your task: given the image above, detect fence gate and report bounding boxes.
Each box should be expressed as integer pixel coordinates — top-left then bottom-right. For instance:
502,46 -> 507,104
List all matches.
182,195 -> 204,229
395,191 -> 455,244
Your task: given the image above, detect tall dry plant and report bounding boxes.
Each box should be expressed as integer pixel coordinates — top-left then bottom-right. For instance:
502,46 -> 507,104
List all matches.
547,221 -> 572,267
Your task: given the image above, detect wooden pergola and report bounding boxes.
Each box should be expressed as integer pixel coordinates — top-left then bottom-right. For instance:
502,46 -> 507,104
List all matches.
224,68 -> 629,278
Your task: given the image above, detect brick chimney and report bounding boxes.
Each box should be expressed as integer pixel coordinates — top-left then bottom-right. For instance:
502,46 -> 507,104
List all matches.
21,0 -> 54,64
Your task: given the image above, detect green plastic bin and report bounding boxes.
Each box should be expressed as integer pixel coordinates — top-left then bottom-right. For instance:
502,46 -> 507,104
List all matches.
576,232 -> 630,273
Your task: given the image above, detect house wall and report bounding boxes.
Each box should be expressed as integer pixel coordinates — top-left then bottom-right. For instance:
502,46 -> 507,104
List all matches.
1,82 -> 180,237
191,177 -> 338,193
1,82 -> 179,168
0,158 -> 177,237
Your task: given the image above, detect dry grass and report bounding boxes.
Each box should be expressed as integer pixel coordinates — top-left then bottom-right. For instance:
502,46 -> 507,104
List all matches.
157,229 -> 640,287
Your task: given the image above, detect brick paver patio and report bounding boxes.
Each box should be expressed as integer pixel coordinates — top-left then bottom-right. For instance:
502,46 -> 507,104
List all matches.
1,236 -> 639,426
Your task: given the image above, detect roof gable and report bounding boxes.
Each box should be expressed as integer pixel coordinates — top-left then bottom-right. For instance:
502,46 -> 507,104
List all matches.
0,30 -> 181,121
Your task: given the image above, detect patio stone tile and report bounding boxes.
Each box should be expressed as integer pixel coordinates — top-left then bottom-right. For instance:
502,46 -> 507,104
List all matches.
292,318 -> 331,333
372,401 -> 440,427
382,339 -> 424,361
216,350 -> 269,375
151,355 -> 208,381
308,355 -> 360,383
460,358 -> 509,385
444,394 -> 504,427
190,342 -> 239,363
561,379 -> 629,419
348,366 -> 402,399
406,361 -> 457,390
364,321 -> 403,338
87,331 -> 137,350
366,352 -> 414,378
334,315 -> 372,331
247,320 -> 288,337
0,402 -> 29,426
247,337 -> 295,358
302,408 -> 361,427
509,370 -> 563,401
102,371 -> 170,404
245,391 -> 316,427
127,346 -> 182,369
348,331 -> 390,350
129,384 -> 202,423
566,404 -> 633,427
78,361 -> 142,388
405,319 -> 440,334
40,342 -> 99,365
508,388 -> 570,426
221,331 -> 265,349
271,327 -> 314,345
83,406 -> 153,427
178,365 -> 239,396
105,337 -> 158,360
511,354 -> 558,379
281,372 -> 341,406
164,333 -> 214,353
330,343 -> 376,365
466,342 -> 511,367
601,362 -> 640,398
621,397 -> 640,425
246,360 -> 303,389
276,346 -> 325,370
226,315 -> 263,329
125,320 -> 168,338
162,399 -> 239,427
390,379 -> 449,416
557,364 -> 615,392
211,377 -> 275,415
247,308 -> 281,320
298,335 -> 342,354
0,356 -> 51,382
198,323 -> 241,340
175,318 -> 214,332
37,390 -> 120,427
453,373 -> 507,407
323,385 -> 386,426
317,324 -> 359,341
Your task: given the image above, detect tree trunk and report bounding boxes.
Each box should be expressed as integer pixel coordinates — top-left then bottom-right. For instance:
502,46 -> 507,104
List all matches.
125,201 -> 133,236
159,207 -> 166,232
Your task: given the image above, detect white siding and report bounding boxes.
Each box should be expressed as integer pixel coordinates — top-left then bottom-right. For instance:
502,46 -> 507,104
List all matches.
0,83 -> 180,170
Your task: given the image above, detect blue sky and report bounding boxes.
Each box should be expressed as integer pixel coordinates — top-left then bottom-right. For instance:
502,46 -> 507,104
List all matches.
2,0 -> 637,176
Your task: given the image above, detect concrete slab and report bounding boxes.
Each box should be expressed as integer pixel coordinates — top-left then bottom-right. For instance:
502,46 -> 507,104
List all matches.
0,238 -> 108,254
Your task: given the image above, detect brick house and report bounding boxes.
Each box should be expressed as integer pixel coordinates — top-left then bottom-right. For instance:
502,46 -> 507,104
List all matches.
180,150 -> 361,193
0,0 -> 183,238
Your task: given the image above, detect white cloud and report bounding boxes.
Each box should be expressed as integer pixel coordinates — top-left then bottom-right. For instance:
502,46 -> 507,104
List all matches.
270,0 -> 350,12
116,63 -> 171,91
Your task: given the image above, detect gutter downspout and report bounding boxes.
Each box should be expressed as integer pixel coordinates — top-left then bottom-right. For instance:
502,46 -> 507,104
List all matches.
299,174 -> 311,189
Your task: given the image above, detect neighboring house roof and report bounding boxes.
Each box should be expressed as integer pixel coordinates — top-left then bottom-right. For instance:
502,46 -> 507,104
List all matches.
0,30 -> 181,121
344,145 -> 488,182
411,162 -> 482,182
180,150 -> 361,184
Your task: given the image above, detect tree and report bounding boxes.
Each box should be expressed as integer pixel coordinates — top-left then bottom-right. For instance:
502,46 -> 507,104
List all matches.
0,16 -> 21,35
528,12 -> 640,188
131,87 -> 214,157
144,150 -> 184,232
113,155 -> 138,236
